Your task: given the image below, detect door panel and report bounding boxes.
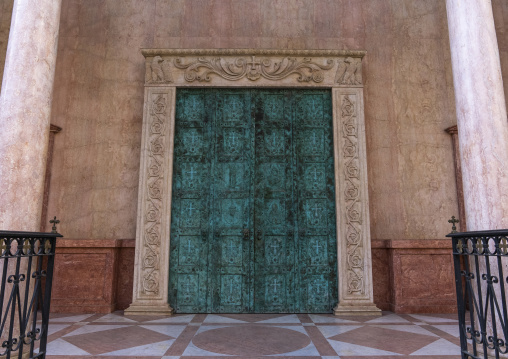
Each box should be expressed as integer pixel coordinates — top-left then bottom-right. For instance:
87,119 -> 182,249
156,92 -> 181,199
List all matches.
253,91 -> 295,313
170,91 -> 211,313
169,89 -> 337,313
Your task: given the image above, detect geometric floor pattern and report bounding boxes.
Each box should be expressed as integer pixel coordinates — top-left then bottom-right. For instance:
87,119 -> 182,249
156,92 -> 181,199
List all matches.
44,311 -> 462,358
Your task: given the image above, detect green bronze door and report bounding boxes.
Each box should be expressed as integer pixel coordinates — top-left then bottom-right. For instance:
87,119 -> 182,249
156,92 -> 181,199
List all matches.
169,89 -> 337,313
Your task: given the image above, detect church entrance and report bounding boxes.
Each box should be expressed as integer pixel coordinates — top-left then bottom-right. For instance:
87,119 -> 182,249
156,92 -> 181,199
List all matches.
168,88 -> 337,313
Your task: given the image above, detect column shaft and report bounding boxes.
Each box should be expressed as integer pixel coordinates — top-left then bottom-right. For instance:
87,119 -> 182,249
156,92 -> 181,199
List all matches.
446,0 -> 508,231
0,0 -> 62,231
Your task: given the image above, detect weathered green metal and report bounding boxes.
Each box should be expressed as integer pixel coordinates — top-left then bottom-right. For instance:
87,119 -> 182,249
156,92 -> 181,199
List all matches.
169,89 -> 337,313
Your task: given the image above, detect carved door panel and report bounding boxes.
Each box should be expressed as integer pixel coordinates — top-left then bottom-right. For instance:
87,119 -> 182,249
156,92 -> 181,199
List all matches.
170,89 -> 337,313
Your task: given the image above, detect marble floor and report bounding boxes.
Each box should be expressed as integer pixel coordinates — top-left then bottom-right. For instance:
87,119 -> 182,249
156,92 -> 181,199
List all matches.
42,311 -> 462,358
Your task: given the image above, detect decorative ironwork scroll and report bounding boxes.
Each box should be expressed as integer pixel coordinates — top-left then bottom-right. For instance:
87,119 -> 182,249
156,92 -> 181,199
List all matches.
448,229 -> 508,359
0,230 -> 60,359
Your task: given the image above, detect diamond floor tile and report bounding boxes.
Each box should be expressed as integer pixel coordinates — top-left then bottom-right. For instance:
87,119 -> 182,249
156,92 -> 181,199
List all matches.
42,311 -> 462,358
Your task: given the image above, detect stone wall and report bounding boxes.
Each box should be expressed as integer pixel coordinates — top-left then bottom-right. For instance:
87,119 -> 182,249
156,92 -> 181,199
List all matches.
0,0 -> 506,241
46,0 -> 459,240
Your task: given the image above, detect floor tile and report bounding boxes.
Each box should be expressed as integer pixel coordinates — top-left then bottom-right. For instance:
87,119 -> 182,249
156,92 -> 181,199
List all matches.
410,338 -> 462,355
102,339 -> 175,356
203,314 -> 247,324
255,314 -> 301,324
216,313 -> 289,323
93,313 -> 137,323
48,324 -> 71,336
366,313 -> 410,324
372,324 -> 439,337
271,342 -> 320,356
140,324 -> 187,338
41,311 -> 462,357
46,339 -> 91,356
50,314 -> 94,323
63,325 -> 130,337
328,325 -> 437,355
328,339 -> 402,356
309,314 -> 358,324
191,325 -> 311,355
431,324 -> 460,337
64,325 -> 172,355
145,314 -> 195,324
317,325 -> 363,338
409,314 -> 458,323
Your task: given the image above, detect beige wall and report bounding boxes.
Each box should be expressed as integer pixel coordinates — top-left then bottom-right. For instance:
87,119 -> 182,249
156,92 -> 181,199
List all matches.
0,0 -> 503,240
0,0 -> 13,90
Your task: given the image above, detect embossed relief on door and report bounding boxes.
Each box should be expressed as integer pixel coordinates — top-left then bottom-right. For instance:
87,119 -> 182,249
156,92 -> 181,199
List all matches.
169,89 -> 337,313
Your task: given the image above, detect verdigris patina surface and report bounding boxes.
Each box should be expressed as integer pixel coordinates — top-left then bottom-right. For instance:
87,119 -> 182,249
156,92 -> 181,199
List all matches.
169,89 -> 337,313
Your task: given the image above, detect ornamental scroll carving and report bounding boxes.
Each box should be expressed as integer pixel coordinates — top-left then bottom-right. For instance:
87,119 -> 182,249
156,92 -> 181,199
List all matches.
141,94 -> 167,296
341,95 -> 365,295
173,56 -> 335,83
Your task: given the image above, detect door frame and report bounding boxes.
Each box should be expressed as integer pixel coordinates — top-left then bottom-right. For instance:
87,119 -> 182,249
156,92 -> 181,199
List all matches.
126,49 -> 380,316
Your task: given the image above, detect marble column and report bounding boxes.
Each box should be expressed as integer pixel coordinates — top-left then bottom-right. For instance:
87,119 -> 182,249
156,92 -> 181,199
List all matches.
0,0 -> 62,231
446,0 -> 508,231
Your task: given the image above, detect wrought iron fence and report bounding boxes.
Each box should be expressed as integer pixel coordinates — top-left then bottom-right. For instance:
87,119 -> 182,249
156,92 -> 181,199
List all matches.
448,229 -> 508,359
0,230 -> 60,359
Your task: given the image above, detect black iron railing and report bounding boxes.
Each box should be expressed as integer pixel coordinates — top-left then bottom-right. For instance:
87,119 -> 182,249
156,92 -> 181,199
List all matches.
0,231 -> 60,359
448,229 -> 508,359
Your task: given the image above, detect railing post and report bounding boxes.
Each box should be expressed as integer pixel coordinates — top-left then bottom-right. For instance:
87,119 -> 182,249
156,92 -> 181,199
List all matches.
0,231 -> 60,359
452,236 -> 468,358
448,229 -> 508,359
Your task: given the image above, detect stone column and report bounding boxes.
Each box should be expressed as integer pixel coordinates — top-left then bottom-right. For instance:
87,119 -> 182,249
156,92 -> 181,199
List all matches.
447,3 -> 508,357
0,0 -> 62,231
446,0 -> 508,231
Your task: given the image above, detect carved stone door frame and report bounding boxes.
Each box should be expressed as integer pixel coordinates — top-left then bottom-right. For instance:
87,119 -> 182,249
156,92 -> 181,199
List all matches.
126,49 -> 380,316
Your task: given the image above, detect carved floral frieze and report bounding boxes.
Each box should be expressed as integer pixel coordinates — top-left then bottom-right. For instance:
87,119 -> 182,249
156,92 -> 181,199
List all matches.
173,56 -> 334,83
143,49 -> 365,86
140,93 -> 167,296
341,95 -> 365,296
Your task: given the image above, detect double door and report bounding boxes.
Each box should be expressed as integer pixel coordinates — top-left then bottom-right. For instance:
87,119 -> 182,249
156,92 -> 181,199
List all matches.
169,89 -> 337,313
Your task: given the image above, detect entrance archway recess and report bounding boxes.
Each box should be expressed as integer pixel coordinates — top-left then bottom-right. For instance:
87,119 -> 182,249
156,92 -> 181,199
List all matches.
126,49 -> 380,316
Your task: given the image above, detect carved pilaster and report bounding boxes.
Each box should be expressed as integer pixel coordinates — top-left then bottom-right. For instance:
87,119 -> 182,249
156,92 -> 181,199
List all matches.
126,87 -> 175,315
333,88 -> 380,315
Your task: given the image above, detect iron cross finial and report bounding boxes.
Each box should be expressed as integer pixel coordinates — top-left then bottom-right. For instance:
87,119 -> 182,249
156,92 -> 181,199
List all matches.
448,216 -> 459,233
49,216 -> 60,233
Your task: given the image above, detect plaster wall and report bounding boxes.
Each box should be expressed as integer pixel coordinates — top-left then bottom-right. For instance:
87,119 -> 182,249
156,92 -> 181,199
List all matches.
0,0 -> 506,240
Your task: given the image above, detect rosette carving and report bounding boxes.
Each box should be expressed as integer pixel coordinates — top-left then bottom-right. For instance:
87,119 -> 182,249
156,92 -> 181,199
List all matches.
341,94 -> 365,295
173,56 -> 334,83
141,94 -> 167,296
